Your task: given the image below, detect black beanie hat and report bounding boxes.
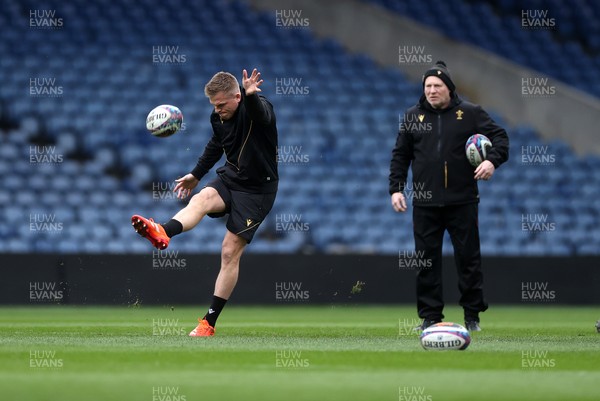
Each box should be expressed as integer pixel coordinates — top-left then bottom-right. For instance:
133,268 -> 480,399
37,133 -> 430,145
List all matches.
422,60 -> 455,92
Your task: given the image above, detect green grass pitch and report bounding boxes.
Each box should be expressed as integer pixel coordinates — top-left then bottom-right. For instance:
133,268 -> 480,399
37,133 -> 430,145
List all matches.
0,305 -> 598,401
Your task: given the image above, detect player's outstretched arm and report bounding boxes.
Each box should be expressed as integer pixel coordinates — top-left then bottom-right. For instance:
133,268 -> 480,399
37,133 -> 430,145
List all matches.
241,68 -> 274,125
242,68 -> 263,95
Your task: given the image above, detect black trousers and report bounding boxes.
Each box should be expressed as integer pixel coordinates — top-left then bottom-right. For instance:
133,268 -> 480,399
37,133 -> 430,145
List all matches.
413,203 -> 488,321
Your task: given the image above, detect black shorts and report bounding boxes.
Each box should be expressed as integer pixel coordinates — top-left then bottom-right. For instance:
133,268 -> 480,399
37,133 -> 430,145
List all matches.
205,177 -> 276,243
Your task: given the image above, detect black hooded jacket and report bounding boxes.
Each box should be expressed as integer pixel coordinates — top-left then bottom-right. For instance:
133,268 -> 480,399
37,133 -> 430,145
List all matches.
191,87 -> 278,193
389,93 -> 509,206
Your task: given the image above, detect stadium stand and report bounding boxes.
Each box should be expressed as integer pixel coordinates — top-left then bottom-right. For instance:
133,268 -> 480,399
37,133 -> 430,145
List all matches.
369,0 -> 600,92
0,0 -> 598,255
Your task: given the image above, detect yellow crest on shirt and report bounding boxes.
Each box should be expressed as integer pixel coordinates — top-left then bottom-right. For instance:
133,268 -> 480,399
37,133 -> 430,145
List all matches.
246,219 -> 253,227
418,114 -> 425,122
456,109 -> 464,120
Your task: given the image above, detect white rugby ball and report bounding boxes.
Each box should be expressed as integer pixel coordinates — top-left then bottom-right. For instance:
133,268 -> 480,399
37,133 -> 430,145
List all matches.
420,322 -> 471,351
146,104 -> 183,137
465,134 -> 492,167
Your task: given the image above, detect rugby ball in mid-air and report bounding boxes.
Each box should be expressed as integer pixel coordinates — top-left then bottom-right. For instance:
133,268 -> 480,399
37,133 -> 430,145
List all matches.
420,322 -> 471,351
465,134 -> 492,167
146,104 -> 183,137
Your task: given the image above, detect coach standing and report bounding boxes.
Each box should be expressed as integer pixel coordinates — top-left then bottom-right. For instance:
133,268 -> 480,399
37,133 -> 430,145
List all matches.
389,61 -> 509,331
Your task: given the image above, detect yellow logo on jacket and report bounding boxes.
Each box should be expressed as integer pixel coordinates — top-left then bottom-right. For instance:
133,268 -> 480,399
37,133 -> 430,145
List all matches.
456,110 -> 464,120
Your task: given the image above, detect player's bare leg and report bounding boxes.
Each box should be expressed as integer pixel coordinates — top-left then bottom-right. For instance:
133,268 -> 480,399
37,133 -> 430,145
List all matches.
214,230 -> 247,299
189,230 -> 247,337
172,186 -> 226,231
132,186 -> 225,249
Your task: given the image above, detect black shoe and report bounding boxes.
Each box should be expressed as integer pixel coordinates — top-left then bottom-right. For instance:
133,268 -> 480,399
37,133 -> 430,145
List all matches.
415,319 -> 441,331
465,320 -> 481,332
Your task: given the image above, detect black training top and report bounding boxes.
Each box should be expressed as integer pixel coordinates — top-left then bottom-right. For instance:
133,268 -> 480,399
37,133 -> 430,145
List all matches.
191,87 -> 278,194
389,93 -> 509,206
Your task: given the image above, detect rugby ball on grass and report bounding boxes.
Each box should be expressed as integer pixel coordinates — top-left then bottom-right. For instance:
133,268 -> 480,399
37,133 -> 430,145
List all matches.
420,322 -> 471,351
146,104 -> 183,137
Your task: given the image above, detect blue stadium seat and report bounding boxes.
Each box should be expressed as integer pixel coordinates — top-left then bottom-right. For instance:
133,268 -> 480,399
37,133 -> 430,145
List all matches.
367,0 -> 599,91
0,0 -> 597,255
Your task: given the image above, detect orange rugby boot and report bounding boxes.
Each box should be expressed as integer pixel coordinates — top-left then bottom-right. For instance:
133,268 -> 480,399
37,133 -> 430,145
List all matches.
189,319 -> 215,337
131,214 -> 170,250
